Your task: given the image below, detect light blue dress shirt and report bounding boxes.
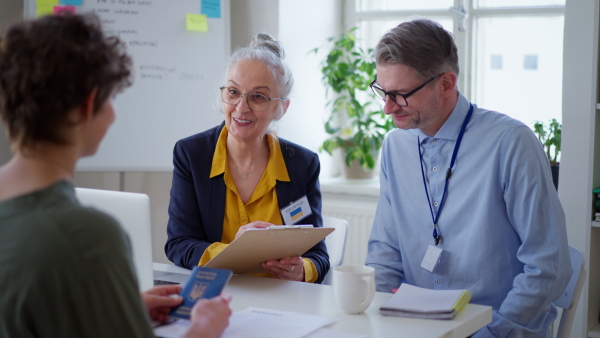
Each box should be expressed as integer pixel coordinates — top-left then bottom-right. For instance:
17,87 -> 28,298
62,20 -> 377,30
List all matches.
366,93 -> 571,337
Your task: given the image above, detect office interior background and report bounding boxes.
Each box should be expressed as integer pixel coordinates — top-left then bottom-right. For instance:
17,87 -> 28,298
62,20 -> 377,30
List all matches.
0,0 -> 598,337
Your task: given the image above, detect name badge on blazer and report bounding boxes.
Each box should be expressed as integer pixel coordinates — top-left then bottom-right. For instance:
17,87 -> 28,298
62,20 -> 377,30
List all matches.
281,195 -> 312,225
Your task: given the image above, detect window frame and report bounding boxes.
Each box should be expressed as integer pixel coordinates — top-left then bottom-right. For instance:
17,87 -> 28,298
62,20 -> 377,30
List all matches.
342,0 -> 565,103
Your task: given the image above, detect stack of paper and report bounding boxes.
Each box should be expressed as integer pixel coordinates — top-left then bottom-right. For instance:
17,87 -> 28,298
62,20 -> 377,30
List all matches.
380,284 -> 472,319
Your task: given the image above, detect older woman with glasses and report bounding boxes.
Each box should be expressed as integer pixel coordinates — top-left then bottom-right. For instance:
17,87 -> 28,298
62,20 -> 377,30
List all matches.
165,33 -> 329,283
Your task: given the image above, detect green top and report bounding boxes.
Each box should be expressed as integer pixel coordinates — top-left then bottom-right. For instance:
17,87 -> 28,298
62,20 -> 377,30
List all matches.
0,180 -> 155,338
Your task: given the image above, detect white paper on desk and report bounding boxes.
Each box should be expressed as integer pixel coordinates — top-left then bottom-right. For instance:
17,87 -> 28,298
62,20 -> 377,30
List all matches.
154,307 -> 337,338
308,328 -> 368,338
154,319 -> 190,338
222,307 -> 337,338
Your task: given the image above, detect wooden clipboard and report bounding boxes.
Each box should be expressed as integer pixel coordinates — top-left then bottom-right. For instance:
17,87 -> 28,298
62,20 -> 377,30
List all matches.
203,227 -> 334,274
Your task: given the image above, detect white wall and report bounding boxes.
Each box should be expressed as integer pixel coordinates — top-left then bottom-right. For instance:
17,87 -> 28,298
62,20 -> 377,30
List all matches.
277,0 -> 341,177
230,0 -> 279,50
0,0 -> 24,165
0,0 -> 23,33
0,117 -> 9,166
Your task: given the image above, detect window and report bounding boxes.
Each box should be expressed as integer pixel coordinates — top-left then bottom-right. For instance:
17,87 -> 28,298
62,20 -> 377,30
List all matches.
345,0 -> 565,127
523,55 -> 538,70
491,54 -> 503,70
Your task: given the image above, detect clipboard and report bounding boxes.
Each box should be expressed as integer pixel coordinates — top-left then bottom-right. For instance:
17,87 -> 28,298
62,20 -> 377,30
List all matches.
203,227 -> 334,274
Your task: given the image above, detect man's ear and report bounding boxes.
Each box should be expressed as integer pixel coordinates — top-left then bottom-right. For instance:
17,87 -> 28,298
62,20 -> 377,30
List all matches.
78,88 -> 99,123
439,73 -> 457,96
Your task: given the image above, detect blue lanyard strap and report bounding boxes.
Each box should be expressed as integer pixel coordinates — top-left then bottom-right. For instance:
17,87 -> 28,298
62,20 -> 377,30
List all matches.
418,103 -> 474,245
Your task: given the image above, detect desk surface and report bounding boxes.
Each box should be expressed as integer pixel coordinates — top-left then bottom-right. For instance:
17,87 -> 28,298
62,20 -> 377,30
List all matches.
153,263 -> 492,338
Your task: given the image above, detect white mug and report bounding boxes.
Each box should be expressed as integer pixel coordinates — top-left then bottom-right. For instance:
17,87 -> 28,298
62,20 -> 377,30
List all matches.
333,265 -> 376,314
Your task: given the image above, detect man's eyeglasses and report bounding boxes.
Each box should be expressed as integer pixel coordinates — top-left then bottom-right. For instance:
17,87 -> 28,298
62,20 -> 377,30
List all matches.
370,73 -> 444,107
220,86 -> 283,111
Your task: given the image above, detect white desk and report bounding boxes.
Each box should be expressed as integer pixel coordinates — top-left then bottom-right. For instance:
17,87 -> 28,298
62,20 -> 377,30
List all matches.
153,263 -> 492,338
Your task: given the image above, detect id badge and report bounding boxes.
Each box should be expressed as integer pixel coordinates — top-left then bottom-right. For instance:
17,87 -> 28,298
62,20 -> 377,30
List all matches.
421,245 -> 443,272
280,195 -> 312,225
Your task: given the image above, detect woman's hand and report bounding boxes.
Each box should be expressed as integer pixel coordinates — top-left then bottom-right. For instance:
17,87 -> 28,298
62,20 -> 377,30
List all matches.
262,256 -> 305,281
184,294 -> 232,338
141,285 -> 184,323
235,221 -> 273,239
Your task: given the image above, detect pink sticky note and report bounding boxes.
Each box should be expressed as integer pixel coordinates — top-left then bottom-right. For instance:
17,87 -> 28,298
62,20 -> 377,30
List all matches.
54,6 -> 76,15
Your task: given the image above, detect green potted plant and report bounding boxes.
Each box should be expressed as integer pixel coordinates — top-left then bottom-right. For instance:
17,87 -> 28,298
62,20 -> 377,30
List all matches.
533,118 -> 561,189
311,28 -> 394,178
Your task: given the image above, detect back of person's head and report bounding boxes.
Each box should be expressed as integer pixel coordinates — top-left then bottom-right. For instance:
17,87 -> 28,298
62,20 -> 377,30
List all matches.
225,32 -> 293,107
375,19 -> 459,81
0,13 -> 132,153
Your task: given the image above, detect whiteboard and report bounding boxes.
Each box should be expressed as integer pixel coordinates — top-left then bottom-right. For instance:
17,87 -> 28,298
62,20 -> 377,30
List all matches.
25,0 -> 230,171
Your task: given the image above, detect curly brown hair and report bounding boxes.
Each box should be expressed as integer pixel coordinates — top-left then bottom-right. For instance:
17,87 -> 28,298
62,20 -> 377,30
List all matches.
0,13 -> 132,152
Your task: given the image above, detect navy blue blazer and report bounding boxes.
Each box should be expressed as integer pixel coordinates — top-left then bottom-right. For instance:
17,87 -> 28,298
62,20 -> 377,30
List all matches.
165,123 -> 329,283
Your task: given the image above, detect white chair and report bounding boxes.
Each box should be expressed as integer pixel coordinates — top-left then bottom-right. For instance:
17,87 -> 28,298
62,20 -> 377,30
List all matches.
321,215 -> 348,285
554,245 -> 586,338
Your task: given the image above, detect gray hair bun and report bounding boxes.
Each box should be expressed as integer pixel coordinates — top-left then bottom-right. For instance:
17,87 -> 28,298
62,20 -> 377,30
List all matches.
250,33 -> 285,59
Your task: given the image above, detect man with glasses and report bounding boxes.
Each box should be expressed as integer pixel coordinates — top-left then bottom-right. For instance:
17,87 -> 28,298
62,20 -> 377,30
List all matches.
365,19 -> 570,337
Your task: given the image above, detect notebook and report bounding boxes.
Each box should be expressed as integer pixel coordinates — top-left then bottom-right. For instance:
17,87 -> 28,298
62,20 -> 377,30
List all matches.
75,187 -> 155,291
380,283 -> 472,319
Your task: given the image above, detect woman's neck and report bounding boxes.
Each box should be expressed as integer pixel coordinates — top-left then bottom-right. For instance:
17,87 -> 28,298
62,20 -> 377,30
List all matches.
226,134 -> 269,165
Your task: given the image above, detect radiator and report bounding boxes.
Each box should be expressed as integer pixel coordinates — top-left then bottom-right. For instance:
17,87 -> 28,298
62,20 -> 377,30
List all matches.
323,199 -> 377,267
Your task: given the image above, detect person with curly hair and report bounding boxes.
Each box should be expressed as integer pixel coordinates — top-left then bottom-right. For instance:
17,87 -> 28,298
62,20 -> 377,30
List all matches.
0,13 -> 231,338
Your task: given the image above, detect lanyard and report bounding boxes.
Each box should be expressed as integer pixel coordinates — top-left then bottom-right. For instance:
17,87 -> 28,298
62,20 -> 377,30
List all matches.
418,103 -> 473,245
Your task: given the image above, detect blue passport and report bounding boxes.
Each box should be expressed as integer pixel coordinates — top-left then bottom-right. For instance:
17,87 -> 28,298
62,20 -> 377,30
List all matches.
168,266 -> 233,320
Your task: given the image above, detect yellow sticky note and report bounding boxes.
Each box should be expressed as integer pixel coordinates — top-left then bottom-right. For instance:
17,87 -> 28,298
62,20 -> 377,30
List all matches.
36,4 -> 55,16
36,0 -> 59,5
186,14 -> 207,32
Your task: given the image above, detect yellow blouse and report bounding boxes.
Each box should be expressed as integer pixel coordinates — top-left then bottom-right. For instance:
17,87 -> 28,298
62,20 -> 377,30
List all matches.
198,126 -> 318,282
